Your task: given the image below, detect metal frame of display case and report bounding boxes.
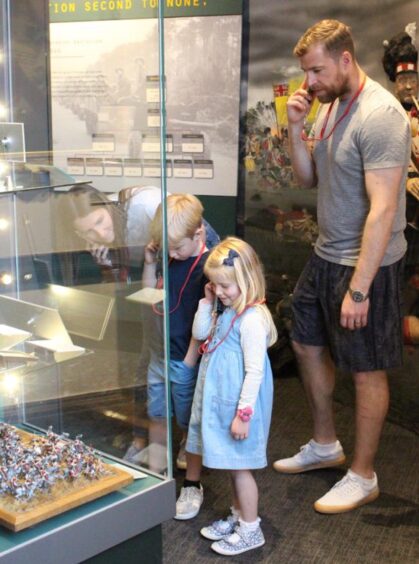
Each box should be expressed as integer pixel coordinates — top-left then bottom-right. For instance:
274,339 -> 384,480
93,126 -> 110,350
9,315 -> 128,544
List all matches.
0,462 -> 175,563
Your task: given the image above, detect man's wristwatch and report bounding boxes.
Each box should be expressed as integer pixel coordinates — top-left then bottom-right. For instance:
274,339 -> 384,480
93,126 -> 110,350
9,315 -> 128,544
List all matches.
348,287 -> 369,303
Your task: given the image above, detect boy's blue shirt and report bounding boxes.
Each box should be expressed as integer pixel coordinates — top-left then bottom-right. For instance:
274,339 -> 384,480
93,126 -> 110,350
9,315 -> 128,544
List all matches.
146,220 -> 219,360
168,251 -> 209,360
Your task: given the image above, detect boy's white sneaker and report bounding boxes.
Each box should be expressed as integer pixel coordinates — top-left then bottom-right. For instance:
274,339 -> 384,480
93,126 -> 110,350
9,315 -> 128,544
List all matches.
273,439 -> 346,474
211,524 -> 265,556
314,469 -> 379,514
174,485 -> 203,520
200,515 -> 238,540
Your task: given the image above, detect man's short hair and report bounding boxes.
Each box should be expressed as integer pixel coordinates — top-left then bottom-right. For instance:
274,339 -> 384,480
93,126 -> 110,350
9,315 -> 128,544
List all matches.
150,193 -> 203,245
294,19 -> 355,59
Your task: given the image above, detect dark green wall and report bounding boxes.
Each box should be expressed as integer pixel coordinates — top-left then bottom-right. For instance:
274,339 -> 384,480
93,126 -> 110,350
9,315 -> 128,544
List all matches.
9,0 -> 51,155
199,195 -> 238,239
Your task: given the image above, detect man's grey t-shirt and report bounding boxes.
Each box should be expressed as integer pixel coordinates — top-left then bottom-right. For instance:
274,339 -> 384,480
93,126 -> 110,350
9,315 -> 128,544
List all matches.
311,77 -> 410,266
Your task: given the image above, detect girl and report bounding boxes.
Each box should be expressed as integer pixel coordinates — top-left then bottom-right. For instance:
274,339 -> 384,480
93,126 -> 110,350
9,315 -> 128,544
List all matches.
186,237 -> 277,556
59,183 -> 161,279
60,184 -> 219,283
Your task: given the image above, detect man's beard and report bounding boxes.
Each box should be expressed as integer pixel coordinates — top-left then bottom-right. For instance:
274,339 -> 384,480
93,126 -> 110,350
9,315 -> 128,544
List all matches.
316,75 -> 350,104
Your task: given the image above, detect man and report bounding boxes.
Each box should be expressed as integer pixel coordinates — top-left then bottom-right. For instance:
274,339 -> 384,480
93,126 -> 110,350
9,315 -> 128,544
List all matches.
382,27 -> 419,344
273,20 -> 410,514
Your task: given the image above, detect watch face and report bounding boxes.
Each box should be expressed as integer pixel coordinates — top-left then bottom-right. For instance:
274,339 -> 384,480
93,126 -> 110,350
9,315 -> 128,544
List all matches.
351,290 -> 364,303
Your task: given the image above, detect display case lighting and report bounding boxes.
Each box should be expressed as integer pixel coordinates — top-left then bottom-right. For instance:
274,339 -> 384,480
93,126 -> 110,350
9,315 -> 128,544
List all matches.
0,272 -> 13,285
2,372 -> 20,396
0,161 -> 9,176
50,284 -> 70,296
0,105 -> 7,119
0,217 -> 9,230
103,409 -> 129,422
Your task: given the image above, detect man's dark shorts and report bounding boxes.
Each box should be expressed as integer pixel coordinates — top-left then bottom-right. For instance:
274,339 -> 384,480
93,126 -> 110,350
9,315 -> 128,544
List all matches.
290,253 -> 404,373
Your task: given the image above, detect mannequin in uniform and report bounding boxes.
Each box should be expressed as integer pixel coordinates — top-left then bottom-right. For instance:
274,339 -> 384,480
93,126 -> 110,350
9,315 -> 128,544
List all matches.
383,24 -> 419,343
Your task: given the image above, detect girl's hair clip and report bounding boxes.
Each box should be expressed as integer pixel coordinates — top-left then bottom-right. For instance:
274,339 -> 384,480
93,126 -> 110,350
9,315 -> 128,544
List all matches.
222,249 -> 240,267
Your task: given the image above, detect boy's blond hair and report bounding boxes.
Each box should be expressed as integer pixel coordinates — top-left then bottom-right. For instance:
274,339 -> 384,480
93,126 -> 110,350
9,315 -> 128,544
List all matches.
204,237 -> 277,346
294,19 -> 355,59
150,193 -> 203,245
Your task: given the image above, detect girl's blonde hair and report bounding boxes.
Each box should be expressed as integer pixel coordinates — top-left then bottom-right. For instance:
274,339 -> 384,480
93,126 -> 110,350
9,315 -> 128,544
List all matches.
205,237 -> 277,346
150,193 -> 203,246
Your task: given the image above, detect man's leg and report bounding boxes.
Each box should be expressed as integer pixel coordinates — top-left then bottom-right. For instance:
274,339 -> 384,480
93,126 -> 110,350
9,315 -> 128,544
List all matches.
313,369 -> 385,514
292,341 -> 337,443
351,370 -> 389,478
273,341 -> 345,473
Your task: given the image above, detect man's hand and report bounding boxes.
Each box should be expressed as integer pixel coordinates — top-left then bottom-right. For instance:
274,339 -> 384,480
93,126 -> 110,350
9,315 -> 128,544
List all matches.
230,415 -> 250,440
340,291 -> 369,330
287,85 -> 314,127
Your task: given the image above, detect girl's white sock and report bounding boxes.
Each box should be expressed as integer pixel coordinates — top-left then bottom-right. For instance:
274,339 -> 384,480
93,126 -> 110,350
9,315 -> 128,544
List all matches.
238,517 -> 261,532
230,506 -> 241,520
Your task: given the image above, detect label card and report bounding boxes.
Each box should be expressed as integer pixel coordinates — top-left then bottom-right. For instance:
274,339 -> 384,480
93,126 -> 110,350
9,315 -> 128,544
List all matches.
123,158 -> 142,177
143,159 -> 172,178
173,159 -> 193,178
85,158 -> 104,176
92,133 -> 115,152
104,159 -> 123,176
67,157 -> 85,176
142,134 -> 173,153
143,159 -> 161,177
147,109 -> 161,128
181,134 -> 204,153
146,75 -> 166,103
193,159 -> 214,179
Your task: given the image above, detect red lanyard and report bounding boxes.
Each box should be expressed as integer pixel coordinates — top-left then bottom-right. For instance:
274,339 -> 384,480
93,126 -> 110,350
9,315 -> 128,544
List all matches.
198,299 -> 266,355
153,241 -> 206,316
301,74 -> 366,142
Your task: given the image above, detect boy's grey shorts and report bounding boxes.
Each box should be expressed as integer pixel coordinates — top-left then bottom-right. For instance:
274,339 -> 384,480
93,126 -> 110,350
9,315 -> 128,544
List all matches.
290,253 -> 404,373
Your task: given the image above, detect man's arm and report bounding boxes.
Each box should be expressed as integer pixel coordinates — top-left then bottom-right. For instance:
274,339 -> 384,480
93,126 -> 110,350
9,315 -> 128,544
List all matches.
340,165 -> 404,330
287,87 -> 318,188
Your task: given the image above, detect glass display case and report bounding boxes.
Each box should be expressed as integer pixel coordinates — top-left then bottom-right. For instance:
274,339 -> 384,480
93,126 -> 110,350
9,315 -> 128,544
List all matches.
0,1 -> 175,561
0,0 -> 244,559
0,183 -> 172,467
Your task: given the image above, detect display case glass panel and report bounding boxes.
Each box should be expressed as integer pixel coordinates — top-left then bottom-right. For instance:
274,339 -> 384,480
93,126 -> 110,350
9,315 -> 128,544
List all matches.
0,0 -> 172,507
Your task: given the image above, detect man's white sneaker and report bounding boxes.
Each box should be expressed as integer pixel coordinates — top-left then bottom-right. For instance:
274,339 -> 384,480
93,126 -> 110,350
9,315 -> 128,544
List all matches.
211,524 -> 265,556
201,515 -> 238,540
314,469 -> 379,514
273,439 -> 346,474
174,485 -> 203,520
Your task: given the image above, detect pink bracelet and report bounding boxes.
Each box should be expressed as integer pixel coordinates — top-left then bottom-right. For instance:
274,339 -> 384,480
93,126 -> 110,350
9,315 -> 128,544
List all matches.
237,406 -> 253,422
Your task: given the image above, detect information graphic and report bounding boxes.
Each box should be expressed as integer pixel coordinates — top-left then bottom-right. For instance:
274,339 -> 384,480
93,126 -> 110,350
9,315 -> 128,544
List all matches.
49,1 -> 242,196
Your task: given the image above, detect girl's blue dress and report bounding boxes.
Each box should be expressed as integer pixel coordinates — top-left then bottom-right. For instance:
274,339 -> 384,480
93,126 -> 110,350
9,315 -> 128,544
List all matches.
186,306 -> 273,469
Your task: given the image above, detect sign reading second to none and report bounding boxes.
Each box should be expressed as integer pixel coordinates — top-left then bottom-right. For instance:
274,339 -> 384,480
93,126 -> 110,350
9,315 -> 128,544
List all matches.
49,0 -> 243,22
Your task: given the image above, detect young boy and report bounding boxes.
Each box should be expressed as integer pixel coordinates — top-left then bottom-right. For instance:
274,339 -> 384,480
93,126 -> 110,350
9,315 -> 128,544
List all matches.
142,193 -> 210,519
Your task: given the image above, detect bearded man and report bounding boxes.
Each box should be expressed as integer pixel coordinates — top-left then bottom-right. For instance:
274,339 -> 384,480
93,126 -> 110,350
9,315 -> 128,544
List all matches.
273,19 -> 410,514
